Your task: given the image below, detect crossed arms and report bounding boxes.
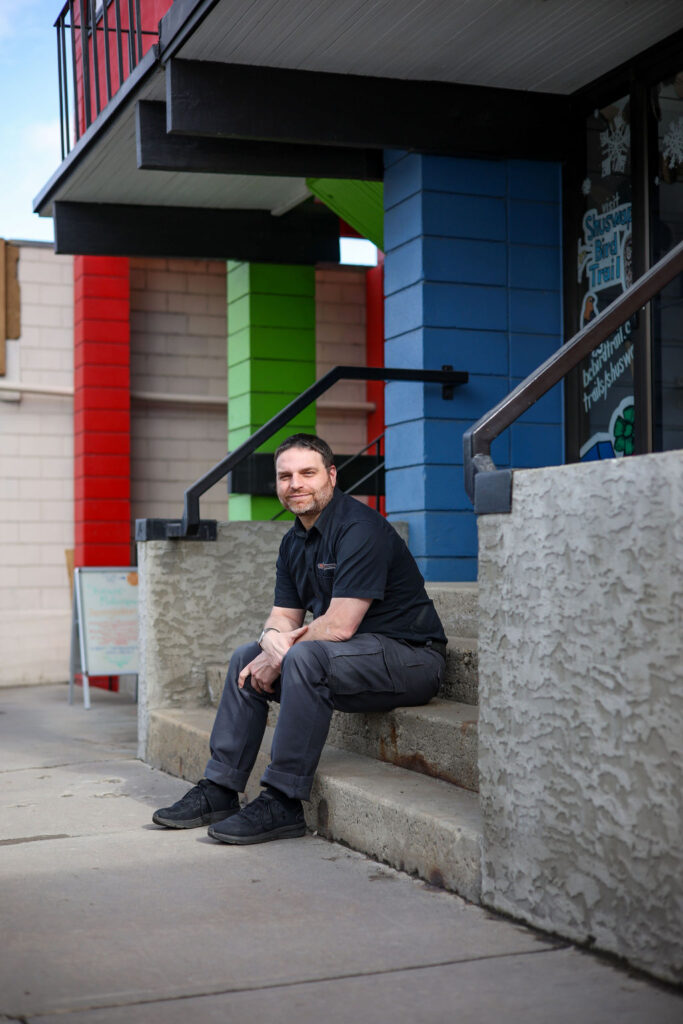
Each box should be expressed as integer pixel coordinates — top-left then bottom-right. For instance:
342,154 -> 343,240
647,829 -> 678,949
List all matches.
238,597 -> 371,694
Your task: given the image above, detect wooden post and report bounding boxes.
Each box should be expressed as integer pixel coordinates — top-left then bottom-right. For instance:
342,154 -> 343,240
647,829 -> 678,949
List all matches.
0,238 -> 20,376
0,239 -> 6,376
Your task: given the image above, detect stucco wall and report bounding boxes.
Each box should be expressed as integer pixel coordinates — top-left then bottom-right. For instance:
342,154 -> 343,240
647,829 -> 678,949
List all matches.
477,450 -> 683,984
137,521 -> 291,757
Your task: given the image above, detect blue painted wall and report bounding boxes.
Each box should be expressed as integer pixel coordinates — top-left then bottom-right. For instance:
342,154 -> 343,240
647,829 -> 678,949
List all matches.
383,151 -> 564,581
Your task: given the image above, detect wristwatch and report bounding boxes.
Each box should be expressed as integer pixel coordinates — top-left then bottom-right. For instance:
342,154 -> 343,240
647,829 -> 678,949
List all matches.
258,626 -> 280,648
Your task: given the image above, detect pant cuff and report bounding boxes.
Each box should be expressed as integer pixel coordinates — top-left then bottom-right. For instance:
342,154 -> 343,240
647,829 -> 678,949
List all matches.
261,765 -> 314,801
205,758 -> 250,794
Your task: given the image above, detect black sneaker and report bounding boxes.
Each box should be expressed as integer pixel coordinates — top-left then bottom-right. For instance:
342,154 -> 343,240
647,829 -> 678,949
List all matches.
208,788 -> 306,845
152,779 -> 239,829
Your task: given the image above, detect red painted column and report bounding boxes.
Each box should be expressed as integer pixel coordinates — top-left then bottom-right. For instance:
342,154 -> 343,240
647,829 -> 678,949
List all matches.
73,255 -> 131,569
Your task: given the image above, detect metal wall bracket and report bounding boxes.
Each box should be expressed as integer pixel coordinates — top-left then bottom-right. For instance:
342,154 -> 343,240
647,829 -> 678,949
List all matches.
135,518 -> 218,541
474,469 -> 513,515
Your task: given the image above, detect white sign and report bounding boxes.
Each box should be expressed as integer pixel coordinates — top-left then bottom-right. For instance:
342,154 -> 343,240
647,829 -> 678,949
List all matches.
76,568 -> 139,675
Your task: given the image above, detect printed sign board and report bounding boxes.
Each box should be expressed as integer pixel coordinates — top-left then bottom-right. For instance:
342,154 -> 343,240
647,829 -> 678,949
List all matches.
69,567 -> 139,708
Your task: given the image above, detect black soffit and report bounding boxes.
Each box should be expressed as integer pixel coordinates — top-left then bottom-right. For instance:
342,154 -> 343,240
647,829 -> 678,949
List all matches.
166,58 -> 573,162
52,199 -> 340,262
136,101 -> 383,180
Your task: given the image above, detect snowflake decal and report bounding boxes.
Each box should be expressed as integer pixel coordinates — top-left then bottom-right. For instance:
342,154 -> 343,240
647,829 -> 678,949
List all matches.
662,116 -> 683,169
600,113 -> 630,177
581,177 -> 592,196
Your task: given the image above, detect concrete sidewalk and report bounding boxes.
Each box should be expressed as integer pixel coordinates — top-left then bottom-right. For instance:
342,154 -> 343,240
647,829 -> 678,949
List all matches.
1,685 -> 680,1023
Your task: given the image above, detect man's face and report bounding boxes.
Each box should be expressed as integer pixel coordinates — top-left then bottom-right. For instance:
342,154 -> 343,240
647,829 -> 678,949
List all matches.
275,447 -> 337,522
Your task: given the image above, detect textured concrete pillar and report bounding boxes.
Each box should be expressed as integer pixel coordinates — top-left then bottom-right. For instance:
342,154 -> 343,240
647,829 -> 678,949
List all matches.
227,261 -> 316,519
383,152 -> 564,580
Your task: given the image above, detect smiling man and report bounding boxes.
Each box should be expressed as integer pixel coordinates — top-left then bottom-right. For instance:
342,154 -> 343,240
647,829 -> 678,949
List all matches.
153,433 -> 447,845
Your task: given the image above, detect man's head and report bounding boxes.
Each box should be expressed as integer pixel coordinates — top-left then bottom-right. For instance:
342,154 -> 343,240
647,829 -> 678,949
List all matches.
274,434 -> 337,524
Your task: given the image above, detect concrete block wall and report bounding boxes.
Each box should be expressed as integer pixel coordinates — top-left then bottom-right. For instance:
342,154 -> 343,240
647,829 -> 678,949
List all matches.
129,257 -> 228,524
477,450 -> 683,984
0,243 -> 74,685
315,266 -> 368,454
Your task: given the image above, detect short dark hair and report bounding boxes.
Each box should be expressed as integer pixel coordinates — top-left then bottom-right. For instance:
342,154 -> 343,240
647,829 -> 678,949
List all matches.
274,433 -> 334,469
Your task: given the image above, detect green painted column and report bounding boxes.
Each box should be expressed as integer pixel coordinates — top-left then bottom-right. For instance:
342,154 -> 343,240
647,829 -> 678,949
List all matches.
227,261 -> 316,520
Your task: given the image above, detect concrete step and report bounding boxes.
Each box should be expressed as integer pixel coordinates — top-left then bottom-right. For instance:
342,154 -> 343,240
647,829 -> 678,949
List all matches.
147,708 -> 482,903
425,582 -> 479,639
270,698 -> 479,793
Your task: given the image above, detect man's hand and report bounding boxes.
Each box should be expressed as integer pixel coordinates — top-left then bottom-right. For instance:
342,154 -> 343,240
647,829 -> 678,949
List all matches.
238,653 -> 280,694
259,625 -> 308,669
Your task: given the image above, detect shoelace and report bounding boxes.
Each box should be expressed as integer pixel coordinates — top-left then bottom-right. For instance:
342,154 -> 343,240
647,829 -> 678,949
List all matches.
239,792 -> 274,822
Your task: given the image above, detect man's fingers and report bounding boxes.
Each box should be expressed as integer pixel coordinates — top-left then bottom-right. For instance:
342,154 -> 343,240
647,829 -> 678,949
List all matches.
290,625 -> 308,639
238,662 -> 254,689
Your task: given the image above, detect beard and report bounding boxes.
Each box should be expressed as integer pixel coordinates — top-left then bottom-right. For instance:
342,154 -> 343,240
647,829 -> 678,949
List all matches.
279,481 -> 334,517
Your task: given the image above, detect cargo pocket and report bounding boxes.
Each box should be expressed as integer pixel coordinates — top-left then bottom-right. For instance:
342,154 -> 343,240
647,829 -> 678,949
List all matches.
327,633 -> 395,695
378,636 -> 442,698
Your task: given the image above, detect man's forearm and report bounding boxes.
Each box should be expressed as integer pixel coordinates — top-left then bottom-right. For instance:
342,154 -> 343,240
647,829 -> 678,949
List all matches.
296,613 -> 353,643
263,610 -> 303,633
296,597 -> 372,644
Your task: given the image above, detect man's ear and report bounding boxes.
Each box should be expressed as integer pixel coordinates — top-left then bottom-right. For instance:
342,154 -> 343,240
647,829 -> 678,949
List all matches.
329,464 -> 337,486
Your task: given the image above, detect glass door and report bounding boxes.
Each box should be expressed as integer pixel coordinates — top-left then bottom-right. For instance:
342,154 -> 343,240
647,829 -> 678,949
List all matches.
652,71 -> 683,452
575,96 -> 637,460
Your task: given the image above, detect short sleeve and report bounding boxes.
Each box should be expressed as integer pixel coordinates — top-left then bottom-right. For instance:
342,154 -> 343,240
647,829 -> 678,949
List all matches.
273,540 -> 302,609
331,521 -> 389,601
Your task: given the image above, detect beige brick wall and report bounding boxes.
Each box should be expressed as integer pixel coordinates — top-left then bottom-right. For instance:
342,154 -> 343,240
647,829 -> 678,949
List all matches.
315,266 -> 369,455
0,243 -> 75,686
129,258 -> 228,524
0,255 -> 371,685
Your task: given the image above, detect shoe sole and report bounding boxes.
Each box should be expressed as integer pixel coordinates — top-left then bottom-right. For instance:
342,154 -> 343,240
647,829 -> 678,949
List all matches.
207,822 -> 307,845
152,808 -> 238,829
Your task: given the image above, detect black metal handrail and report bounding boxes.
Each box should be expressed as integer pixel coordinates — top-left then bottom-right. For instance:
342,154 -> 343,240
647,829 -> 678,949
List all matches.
55,0 -> 159,158
136,366 -> 467,541
463,239 -> 683,515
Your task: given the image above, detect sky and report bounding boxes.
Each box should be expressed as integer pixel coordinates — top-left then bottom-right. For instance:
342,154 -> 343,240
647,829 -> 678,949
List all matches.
0,1 -> 376,262
0,1 -> 62,243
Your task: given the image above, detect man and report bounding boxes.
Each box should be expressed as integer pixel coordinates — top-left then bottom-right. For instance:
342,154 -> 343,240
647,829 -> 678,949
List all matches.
153,433 -> 447,845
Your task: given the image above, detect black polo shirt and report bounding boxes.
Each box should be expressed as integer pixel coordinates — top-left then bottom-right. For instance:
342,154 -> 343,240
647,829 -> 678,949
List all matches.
274,488 -> 446,644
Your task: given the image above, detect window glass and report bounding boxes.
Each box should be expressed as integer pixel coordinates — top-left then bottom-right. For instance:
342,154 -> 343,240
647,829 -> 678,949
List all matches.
577,96 -> 635,460
653,72 -> 683,452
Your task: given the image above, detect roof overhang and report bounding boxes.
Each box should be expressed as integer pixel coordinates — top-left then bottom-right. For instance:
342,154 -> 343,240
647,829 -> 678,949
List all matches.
34,0 -> 683,256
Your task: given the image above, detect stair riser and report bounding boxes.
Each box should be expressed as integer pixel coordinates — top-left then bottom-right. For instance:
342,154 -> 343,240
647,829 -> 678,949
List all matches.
207,641 -> 479,711
440,644 -> 478,705
425,584 -> 479,639
327,710 -> 478,792
267,702 -> 479,792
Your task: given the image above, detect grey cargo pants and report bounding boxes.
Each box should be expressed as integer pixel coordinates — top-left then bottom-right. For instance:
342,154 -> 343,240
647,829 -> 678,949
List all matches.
204,633 -> 444,801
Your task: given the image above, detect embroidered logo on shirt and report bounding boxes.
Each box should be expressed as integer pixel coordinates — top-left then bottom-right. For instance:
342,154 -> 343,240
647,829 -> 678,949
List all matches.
317,563 -> 337,571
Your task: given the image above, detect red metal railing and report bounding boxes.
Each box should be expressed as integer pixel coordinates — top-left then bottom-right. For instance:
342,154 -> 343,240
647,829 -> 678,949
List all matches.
55,0 -> 160,157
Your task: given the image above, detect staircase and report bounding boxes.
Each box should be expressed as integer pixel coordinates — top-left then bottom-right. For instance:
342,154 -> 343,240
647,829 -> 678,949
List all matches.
146,582 -> 482,902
